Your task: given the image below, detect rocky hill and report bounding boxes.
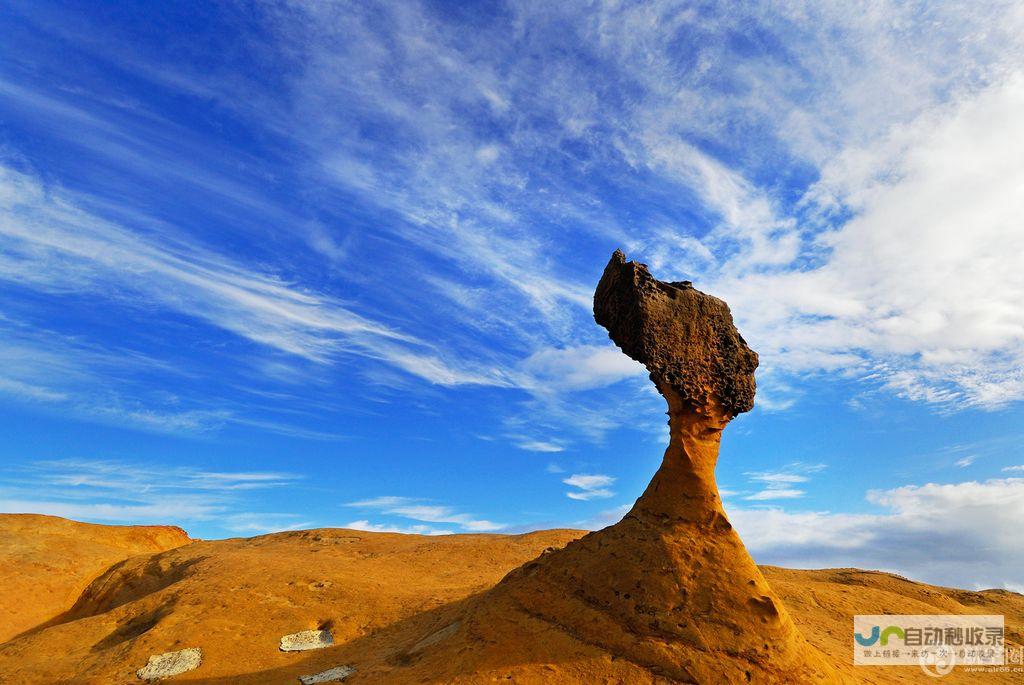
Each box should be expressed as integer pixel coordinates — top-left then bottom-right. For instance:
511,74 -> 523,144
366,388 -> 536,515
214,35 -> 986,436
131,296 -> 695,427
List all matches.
0,513 -> 189,644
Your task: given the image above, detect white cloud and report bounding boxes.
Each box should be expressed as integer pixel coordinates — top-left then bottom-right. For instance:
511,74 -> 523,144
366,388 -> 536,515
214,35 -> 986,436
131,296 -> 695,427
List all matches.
0,163 -> 510,389
693,74 -> 1024,410
556,1 -> 1024,410
37,459 -> 301,492
345,519 -> 452,536
728,477 -> 1024,589
563,473 -> 616,501
567,490 -> 613,501
514,440 -> 564,453
5,0 -> 1024,470
0,321 -> 232,433
346,496 -> 416,508
222,513 -> 314,535
520,345 -> 646,391
475,145 -> 501,165
955,456 -> 977,468
0,458 -> 305,532
564,474 -> 615,489
344,495 -> 503,532
0,498 -> 221,524
742,463 -> 825,501
0,316 -> 353,439
1003,465 -> 1024,473
744,488 -> 805,502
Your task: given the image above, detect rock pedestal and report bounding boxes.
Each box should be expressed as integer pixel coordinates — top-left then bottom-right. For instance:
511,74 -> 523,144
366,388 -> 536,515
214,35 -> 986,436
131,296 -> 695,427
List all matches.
486,251 -> 844,683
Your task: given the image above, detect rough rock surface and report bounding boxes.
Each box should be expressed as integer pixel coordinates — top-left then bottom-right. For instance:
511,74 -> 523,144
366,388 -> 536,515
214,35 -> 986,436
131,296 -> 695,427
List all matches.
594,249 -> 758,417
136,647 -> 202,681
280,628 -> 334,652
0,514 -> 190,642
442,250 -> 846,683
0,523 -> 1020,683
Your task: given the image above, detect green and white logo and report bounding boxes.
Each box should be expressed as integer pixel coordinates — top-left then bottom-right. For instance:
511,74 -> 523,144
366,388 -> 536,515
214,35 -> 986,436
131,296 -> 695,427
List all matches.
854,614 -> 1004,674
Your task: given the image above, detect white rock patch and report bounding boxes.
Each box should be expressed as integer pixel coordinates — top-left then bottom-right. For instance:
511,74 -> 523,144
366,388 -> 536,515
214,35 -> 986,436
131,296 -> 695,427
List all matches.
280,628 -> 334,652
136,647 -> 202,681
298,665 -> 355,684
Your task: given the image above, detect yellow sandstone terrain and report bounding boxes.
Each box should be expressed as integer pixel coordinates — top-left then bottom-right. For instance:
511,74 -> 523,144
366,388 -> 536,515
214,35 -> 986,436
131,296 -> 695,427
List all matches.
0,514 -> 190,643
0,518 -> 1020,684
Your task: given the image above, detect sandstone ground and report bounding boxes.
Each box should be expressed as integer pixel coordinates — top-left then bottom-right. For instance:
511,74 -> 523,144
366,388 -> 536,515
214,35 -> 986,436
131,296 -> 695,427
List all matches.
0,515 -> 1020,684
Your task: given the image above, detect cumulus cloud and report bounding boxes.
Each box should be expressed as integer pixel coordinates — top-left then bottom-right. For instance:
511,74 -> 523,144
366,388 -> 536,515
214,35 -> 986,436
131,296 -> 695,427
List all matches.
711,75 -> 1024,410
728,477 -> 1024,590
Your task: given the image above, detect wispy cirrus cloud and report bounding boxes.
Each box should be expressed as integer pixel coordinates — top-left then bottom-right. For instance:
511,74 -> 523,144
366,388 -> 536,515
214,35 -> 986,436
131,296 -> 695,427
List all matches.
0,162 -> 512,388
563,473 -> 616,501
0,458 -> 308,534
512,439 -> 565,454
0,314 -> 346,438
345,520 -> 453,536
742,463 -> 826,501
222,512 -> 315,535
3,0 -> 1022,464
344,495 -> 503,533
37,459 -> 301,492
264,0 -> 1024,416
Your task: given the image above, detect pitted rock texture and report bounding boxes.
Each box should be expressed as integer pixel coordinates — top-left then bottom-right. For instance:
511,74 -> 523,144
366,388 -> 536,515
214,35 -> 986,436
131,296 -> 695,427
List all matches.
594,249 -> 758,418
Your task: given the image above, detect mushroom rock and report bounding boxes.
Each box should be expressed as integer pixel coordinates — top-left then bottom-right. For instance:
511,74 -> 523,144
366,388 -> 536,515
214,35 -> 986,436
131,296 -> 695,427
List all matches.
480,251 -> 846,683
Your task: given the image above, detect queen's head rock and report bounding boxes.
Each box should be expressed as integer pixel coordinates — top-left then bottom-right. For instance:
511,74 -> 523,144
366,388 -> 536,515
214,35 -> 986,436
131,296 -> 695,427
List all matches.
594,248 -> 758,419
438,251 -> 850,684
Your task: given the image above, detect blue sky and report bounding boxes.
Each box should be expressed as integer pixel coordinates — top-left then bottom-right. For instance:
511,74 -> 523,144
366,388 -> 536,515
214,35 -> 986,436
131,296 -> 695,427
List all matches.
2,1 -> 1024,590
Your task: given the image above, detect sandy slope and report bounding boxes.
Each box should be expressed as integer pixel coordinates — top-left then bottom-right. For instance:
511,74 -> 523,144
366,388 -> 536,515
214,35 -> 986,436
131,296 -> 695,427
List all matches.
0,514 -> 190,643
0,517 -> 1020,684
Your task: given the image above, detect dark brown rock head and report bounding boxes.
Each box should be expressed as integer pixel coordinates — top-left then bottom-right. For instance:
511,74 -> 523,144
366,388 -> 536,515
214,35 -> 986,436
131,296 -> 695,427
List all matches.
593,249 -> 758,418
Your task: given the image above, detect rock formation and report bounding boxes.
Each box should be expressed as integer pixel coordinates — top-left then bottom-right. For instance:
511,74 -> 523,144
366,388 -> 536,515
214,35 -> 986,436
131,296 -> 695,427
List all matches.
480,250 -> 845,683
0,253 -> 881,684
136,647 -> 202,681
